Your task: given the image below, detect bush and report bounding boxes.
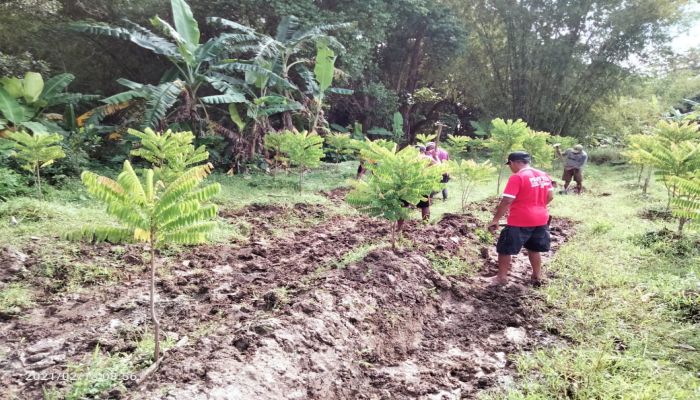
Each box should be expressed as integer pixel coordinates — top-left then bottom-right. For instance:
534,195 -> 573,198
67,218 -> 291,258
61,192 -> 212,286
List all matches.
587,146 -> 626,165
0,197 -> 58,221
0,167 -> 30,199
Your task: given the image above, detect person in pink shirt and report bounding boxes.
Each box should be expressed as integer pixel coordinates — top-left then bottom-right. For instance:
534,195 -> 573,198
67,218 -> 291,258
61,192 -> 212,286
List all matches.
426,142 -> 450,200
487,151 -> 554,285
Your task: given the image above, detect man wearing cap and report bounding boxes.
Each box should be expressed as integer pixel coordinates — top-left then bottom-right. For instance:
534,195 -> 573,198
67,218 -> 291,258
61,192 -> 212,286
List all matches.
487,151 -> 554,285
426,142 -> 450,200
554,144 -> 587,193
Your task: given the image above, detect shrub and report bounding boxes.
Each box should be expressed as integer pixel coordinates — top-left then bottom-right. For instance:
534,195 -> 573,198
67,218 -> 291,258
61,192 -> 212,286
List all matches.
0,167 -> 30,200
587,146 -> 625,165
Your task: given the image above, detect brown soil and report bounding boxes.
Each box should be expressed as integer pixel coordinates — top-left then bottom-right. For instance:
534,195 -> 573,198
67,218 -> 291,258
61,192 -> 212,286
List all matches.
0,200 -> 574,400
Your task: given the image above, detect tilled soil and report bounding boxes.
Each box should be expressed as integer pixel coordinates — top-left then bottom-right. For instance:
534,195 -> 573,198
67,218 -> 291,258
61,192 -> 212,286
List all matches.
0,198 -> 573,400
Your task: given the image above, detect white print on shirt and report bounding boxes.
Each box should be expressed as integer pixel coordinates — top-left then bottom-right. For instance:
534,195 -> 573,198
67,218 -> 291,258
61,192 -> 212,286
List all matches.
528,176 -> 550,188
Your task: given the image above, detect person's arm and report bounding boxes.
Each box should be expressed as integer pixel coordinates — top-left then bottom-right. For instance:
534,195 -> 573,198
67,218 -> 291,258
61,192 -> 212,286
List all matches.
554,145 -> 563,159
488,197 -> 514,231
581,152 -> 588,168
488,175 -> 520,231
547,189 -> 554,204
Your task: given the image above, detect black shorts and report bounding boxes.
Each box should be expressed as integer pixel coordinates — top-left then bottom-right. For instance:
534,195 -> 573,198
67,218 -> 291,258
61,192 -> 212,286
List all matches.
416,192 -> 434,209
496,225 -> 550,255
441,173 -> 450,183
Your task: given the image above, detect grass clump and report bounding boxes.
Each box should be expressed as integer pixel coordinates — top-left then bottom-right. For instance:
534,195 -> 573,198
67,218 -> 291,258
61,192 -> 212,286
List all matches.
427,252 -> 478,277
0,283 -> 34,314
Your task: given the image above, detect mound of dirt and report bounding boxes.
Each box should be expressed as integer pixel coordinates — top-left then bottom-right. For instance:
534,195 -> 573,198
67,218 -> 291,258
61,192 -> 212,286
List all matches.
1,200 -> 574,400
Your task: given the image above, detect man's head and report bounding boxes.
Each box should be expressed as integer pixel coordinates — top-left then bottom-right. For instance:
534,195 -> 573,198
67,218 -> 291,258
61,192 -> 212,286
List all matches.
506,151 -> 531,172
573,144 -> 583,153
426,142 -> 436,151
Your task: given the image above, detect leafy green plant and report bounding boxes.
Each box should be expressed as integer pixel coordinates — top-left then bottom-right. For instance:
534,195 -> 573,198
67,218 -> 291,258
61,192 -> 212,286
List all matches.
416,133 -> 437,146
346,142 -> 444,248
68,161 -> 221,359
523,130 -> 554,168
0,166 -> 29,200
448,159 -> 495,212
278,130 -> 325,191
0,71 -> 97,134
70,0 -> 251,132
445,134 -> 472,159
5,130 -> 65,198
670,172 -> 700,234
128,128 -> 209,183
486,118 -> 529,193
324,132 -> 360,162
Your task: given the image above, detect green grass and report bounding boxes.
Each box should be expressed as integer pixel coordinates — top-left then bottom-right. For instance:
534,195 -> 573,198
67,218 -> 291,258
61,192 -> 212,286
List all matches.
0,283 -> 34,314
483,165 -> 700,399
427,252 -> 479,277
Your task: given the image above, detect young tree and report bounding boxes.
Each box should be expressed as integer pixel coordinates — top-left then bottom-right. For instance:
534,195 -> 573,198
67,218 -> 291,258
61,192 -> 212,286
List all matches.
128,128 -> 209,183
448,159 -> 496,213
278,130 -> 325,191
671,171 -> 700,234
415,133 -> 437,146
346,142 -> 444,249
522,130 -> 554,169
325,132 -> 360,162
445,134 -> 473,159
486,118 -> 529,193
6,130 -> 65,198
68,161 -> 221,360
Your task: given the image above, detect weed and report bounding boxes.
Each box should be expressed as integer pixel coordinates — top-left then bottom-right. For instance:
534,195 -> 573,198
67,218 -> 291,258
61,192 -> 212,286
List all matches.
474,227 -> 494,244
62,347 -> 134,400
133,334 -> 176,366
590,220 -> 614,234
0,197 -> 58,222
427,252 -> 478,277
331,242 -> 388,269
0,283 -> 34,314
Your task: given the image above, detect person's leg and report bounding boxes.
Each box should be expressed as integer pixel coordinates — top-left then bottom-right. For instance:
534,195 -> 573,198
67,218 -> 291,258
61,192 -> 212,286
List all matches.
442,174 -> 449,200
528,251 -> 542,281
492,226 -> 523,285
562,169 -> 572,191
495,254 -> 512,284
421,207 -> 430,221
574,169 -> 583,193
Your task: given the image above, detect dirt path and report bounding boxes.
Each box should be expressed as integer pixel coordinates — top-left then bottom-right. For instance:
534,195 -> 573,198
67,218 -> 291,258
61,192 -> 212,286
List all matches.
0,195 -> 573,399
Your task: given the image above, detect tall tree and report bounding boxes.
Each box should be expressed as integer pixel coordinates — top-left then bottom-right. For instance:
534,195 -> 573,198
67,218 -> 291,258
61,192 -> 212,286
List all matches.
446,0 -> 688,136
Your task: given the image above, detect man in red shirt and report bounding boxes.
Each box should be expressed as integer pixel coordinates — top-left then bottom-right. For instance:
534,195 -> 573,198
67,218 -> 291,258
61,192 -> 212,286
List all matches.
487,151 -> 554,285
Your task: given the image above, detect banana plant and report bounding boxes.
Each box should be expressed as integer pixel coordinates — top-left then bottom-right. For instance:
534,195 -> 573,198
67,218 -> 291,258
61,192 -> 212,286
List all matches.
211,15 -> 351,130
0,72 -> 97,135
70,0 -> 250,131
298,40 -> 353,133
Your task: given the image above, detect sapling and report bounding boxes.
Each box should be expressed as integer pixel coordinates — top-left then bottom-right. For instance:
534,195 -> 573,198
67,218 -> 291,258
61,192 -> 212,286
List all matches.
448,159 -> 496,213
68,161 -> 221,360
278,130 -> 325,191
6,130 -> 65,199
346,142 -> 444,249
486,118 -> 529,193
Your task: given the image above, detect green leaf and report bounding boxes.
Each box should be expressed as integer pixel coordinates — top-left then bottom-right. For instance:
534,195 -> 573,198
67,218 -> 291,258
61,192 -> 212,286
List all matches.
22,72 -> 44,104
41,73 -> 75,101
19,121 -> 49,133
0,88 -> 30,124
170,0 -> 200,49
201,93 -> 246,104
314,40 -> 336,93
1,77 -> 23,98
228,104 -> 246,132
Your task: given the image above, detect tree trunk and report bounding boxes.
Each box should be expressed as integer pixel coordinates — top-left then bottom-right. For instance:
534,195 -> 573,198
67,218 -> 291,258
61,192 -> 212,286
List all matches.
678,217 -> 687,236
35,165 -> 43,200
643,168 -> 652,195
149,239 -> 161,360
496,165 -> 504,195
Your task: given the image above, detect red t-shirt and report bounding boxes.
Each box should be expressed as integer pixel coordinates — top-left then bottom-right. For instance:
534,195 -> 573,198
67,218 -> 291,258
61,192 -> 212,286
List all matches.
502,167 -> 553,227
